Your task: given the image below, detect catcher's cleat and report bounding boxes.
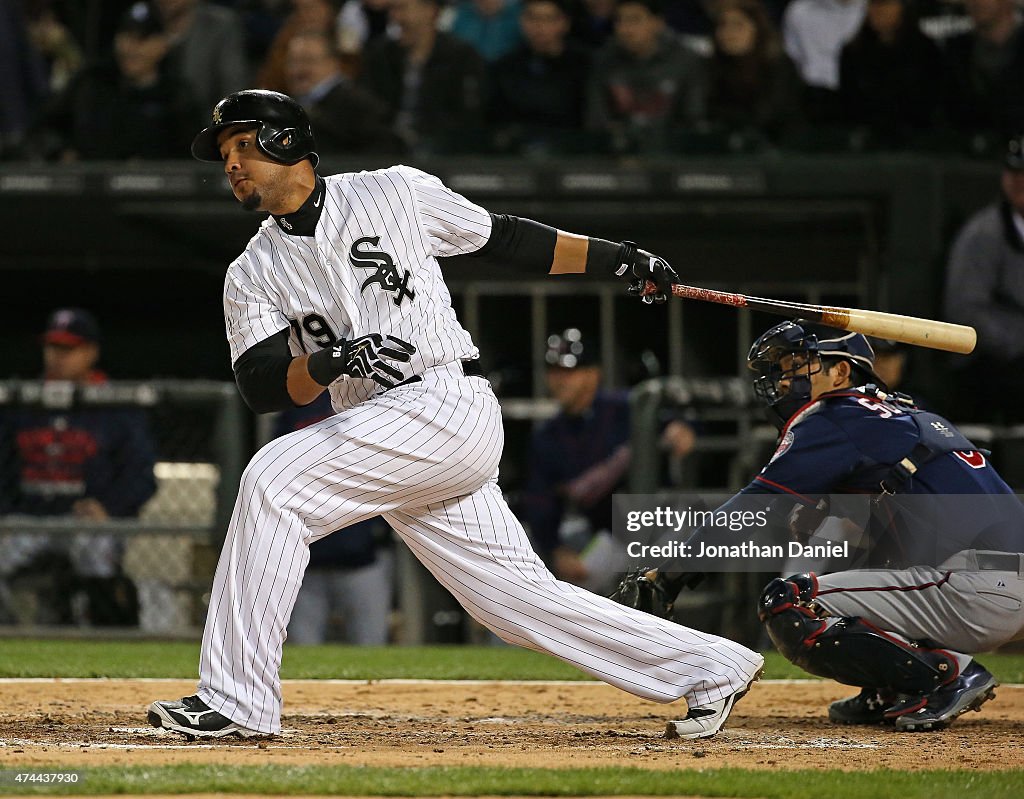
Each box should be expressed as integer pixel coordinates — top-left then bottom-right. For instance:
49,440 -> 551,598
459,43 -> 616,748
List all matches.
889,661 -> 998,732
828,687 -> 899,725
665,662 -> 764,740
148,695 -> 265,740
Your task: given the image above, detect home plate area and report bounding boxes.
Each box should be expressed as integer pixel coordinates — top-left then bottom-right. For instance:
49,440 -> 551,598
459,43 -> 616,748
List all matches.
0,679 -> 1021,772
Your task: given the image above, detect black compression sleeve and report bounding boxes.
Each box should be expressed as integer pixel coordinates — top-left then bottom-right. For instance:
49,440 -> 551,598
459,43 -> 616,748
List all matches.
470,213 -> 557,273
232,328 -> 296,414
471,213 -> 623,275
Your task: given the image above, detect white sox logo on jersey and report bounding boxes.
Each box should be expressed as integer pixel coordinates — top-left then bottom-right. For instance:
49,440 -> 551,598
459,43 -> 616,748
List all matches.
349,236 -> 415,306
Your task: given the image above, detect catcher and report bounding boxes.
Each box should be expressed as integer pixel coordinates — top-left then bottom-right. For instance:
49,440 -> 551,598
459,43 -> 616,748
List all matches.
613,320 -> 1024,731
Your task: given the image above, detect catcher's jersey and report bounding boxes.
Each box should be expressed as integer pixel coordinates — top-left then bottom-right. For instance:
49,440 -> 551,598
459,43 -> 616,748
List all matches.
750,389 -> 1016,498
739,389 -> 1024,566
222,166 -> 492,410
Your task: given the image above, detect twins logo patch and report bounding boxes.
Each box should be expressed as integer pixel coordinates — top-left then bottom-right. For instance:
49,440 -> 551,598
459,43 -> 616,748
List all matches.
953,450 -> 987,469
770,430 -> 795,463
349,236 -> 415,307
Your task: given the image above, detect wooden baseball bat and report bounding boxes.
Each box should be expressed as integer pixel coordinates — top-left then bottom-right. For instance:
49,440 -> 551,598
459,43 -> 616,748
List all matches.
644,281 -> 977,355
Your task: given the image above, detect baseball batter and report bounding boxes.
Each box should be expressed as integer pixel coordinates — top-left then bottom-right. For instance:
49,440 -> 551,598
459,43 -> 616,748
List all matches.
615,321 -> 1024,732
147,90 -> 763,740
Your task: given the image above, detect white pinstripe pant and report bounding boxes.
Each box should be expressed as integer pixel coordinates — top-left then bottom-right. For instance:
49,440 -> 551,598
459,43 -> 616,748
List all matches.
197,366 -> 763,733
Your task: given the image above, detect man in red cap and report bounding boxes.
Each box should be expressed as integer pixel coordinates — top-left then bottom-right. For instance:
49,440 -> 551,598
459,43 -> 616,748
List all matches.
40,308 -> 104,384
0,309 -> 157,626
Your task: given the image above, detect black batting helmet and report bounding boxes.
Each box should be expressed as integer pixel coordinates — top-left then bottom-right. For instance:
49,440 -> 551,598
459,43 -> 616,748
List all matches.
191,89 -> 319,167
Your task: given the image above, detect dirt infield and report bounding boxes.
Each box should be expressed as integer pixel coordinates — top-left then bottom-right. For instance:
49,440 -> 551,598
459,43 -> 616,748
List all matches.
1,679 -> 1022,773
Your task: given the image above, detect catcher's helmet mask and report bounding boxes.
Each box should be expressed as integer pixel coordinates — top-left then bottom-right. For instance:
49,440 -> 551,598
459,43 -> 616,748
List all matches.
748,320 -> 885,426
191,89 -> 319,168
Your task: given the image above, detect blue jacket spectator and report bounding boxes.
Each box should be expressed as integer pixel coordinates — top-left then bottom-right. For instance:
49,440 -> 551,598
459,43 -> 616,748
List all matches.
450,0 -> 524,61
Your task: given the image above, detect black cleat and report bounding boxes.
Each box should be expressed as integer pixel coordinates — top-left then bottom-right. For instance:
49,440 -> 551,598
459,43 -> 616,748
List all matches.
828,687 -> 898,725
889,661 -> 998,732
147,695 -> 264,740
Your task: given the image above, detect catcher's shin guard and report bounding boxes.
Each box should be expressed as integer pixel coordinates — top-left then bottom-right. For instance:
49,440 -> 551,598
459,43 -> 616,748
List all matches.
758,576 -> 958,694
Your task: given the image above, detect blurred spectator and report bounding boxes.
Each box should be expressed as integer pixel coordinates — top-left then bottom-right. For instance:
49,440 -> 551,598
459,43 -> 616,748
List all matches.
866,337 -> 934,409
257,0 -> 345,93
838,0 -> 945,149
705,0 -> 804,148
663,0 -> 716,38
782,0 -> 866,122
0,309 -> 157,626
450,0 -> 524,61
869,338 -> 909,391
488,0 -> 591,153
29,1 -> 201,161
284,29 -> 402,152
47,0 -> 136,63
155,0 -> 249,115
586,0 -> 706,154
338,0 -> 394,58
941,0 -> 1024,150
572,0 -> 616,48
943,134 -> 1024,423
273,393 -> 393,645
524,329 -> 695,594
0,0 -> 48,158
360,0 -> 486,154
662,0 -> 791,38
24,1 -> 83,94
227,0 -> 292,65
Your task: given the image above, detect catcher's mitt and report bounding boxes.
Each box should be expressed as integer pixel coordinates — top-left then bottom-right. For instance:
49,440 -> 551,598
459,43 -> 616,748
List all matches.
606,569 -> 679,618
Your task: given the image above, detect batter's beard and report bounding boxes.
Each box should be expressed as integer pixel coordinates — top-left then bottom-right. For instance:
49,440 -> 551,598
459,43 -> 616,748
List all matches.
241,190 -> 263,211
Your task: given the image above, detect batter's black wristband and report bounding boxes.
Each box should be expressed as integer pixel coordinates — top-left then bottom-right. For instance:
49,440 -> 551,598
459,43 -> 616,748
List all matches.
307,342 -> 349,387
584,237 -> 627,275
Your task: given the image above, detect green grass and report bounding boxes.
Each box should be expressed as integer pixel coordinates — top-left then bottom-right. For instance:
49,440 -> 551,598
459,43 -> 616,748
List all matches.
0,765 -> 1020,798
1,640 -> 1023,683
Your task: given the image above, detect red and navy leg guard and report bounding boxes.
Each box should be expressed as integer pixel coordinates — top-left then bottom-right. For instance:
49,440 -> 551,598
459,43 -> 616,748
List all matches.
758,575 -> 958,694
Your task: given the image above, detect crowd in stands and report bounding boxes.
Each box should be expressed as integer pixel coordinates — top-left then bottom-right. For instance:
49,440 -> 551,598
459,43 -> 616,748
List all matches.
1,0 -> 1021,160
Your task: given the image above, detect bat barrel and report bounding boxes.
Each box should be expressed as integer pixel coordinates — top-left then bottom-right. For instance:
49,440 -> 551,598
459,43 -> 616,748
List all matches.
826,308 -> 977,355
660,283 -> 977,355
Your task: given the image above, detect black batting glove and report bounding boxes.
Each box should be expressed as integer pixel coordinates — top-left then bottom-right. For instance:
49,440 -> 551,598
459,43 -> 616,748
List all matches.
308,334 -> 416,389
614,241 -> 680,304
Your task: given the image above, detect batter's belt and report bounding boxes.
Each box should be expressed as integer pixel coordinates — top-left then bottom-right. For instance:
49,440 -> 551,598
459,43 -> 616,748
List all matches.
384,359 -> 486,392
460,359 -> 485,378
940,549 -> 1024,574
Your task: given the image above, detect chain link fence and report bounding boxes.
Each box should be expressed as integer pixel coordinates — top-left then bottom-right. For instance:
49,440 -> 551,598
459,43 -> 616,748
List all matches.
0,381 -> 243,635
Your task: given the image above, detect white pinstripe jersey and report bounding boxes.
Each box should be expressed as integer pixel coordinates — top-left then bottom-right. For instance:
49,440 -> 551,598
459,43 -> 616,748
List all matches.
223,166 -> 493,410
